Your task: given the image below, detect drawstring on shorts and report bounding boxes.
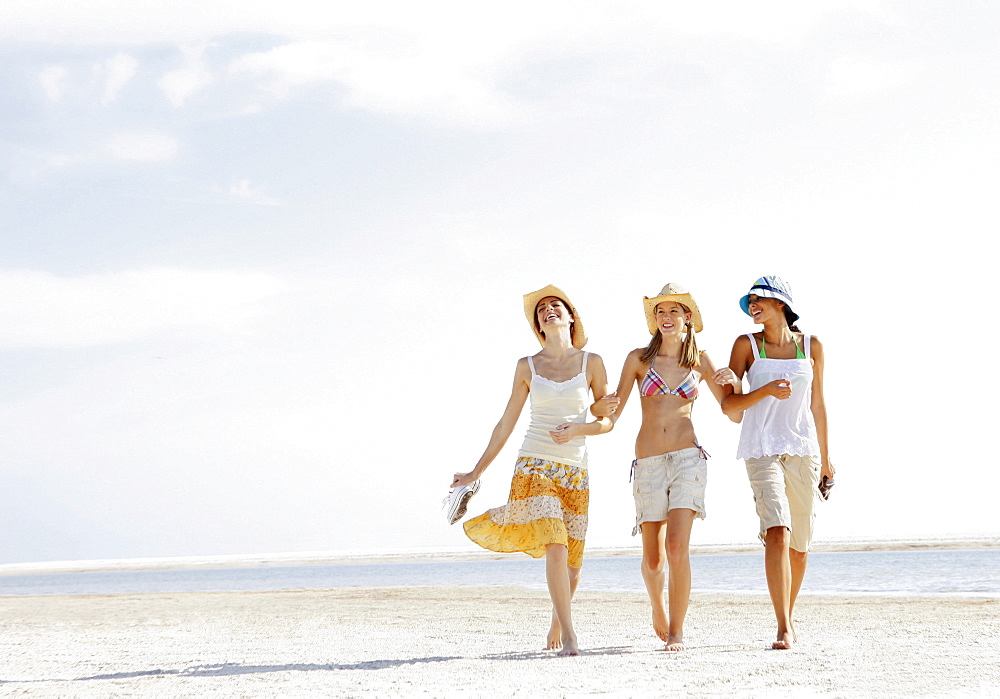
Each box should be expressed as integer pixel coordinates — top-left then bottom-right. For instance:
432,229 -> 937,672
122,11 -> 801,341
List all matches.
631,442 -> 710,482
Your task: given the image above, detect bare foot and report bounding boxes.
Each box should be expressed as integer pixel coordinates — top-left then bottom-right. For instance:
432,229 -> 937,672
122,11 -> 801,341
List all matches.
556,634 -> 580,657
663,635 -> 686,652
772,630 -> 794,650
651,605 -> 669,642
546,614 -> 562,650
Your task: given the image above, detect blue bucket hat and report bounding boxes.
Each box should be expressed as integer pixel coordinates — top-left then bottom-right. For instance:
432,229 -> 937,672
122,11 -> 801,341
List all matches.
739,276 -> 799,325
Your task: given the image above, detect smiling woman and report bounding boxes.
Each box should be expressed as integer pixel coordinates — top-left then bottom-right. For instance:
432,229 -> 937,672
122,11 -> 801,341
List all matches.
721,275 -> 833,651
591,282 -> 742,652
449,284 -> 613,657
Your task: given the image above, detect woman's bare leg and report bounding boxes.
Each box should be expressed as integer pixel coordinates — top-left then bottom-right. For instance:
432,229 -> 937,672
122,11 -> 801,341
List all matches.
547,564 -> 581,650
545,543 -> 579,656
788,548 -> 808,640
639,520 -> 669,641
664,508 -> 696,651
764,526 -> 793,649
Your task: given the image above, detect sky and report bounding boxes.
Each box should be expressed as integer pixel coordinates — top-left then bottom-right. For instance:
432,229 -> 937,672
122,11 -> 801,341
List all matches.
1,1 -> 997,564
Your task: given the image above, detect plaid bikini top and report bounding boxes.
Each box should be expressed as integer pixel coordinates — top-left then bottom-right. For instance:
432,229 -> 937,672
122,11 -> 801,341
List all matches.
639,357 -> 698,400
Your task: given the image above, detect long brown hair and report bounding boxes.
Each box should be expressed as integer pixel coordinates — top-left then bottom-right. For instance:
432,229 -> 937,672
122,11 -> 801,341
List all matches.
640,303 -> 700,368
782,305 -> 801,333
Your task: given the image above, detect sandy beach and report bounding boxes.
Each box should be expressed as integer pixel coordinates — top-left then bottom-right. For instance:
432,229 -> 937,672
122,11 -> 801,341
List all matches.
1,585 -> 998,697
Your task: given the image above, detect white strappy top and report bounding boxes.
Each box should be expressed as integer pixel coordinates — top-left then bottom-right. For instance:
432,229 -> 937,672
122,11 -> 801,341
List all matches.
736,334 -> 820,460
518,352 -> 590,467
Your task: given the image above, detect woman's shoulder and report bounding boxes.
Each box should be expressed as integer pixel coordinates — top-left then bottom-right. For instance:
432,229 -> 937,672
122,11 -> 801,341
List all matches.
694,349 -> 713,373
583,351 -> 605,371
804,334 -> 823,355
624,347 -> 649,365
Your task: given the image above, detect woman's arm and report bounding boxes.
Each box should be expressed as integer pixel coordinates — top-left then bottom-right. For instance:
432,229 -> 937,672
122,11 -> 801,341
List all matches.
590,349 -> 641,423
698,351 -> 743,423
720,335 -> 792,413
452,358 -> 531,487
608,349 -> 643,427
809,336 -> 834,480
551,353 -> 615,443
589,354 -> 620,418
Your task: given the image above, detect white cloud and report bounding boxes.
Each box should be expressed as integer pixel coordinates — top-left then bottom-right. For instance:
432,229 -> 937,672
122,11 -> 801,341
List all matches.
0,268 -> 284,349
100,52 -> 138,105
10,1 -> 902,127
39,65 -> 68,101
229,41 -> 340,97
24,132 -> 179,179
227,179 -> 282,206
214,2 -> 888,127
824,54 -> 921,100
43,153 -> 78,170
228,38 -> 521,127
0,1 -> 870,46
106,132 -> 179,162
158,45 -> 213,107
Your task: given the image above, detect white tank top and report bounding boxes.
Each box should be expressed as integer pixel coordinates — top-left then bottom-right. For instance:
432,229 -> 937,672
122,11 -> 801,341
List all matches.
518,352 -> 590,467
736,334 -> 820,459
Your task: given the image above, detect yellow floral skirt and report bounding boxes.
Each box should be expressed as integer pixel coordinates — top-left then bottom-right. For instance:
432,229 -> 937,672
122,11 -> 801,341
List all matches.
463,456 -> 589,568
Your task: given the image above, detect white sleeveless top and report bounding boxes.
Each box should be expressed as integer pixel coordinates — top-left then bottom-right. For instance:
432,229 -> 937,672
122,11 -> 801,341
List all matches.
736,334 -> 820,460
518,352 -> 590,468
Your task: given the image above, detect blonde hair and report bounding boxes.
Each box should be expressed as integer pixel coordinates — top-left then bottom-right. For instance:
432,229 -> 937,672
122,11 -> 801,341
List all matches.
640,303 -> 700,368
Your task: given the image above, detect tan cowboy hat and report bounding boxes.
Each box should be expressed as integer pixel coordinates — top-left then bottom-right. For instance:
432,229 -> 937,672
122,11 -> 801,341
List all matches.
643,283 -> 703,334
523,284 -> 588,349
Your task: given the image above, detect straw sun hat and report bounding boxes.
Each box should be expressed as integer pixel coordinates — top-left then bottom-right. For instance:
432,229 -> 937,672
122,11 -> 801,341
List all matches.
643,283 -> 703,334
523,284 -> 588,349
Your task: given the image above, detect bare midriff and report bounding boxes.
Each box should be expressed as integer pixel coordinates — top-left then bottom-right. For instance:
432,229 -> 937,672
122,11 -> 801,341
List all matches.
635,395 -> 699,459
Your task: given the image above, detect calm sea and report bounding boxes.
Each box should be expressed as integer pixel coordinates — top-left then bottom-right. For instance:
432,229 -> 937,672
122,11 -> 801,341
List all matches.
1,549 -> 997,598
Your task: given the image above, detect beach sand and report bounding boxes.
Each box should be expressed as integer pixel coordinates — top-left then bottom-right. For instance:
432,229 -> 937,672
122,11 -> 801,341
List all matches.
1,586 -> 998,697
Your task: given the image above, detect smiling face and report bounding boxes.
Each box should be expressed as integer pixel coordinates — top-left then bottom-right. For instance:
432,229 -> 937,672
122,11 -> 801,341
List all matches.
654,301 -> 691,336
746,295 -> 784,324
535,296 -> 573,339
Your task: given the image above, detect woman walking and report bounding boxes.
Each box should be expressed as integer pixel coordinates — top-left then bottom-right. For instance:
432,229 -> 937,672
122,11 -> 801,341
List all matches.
721,275 -> 834,650
593,283 -> 741,651
451,285 -> 613,656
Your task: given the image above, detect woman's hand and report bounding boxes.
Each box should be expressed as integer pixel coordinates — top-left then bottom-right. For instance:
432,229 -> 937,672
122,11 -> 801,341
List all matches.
764,378 -> 792,400
821,459 -> 836,481
712,367 -> 740,387
591,392 -> 619,418
452,471 -> 478,488
549,423 -> 584,444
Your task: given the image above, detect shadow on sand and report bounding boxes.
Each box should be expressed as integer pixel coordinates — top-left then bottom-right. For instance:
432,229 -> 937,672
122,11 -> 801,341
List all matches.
484,645 -> 638,660
1,656 -> 462,685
